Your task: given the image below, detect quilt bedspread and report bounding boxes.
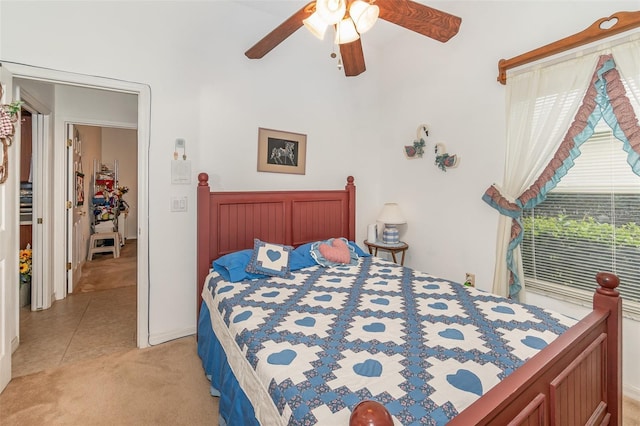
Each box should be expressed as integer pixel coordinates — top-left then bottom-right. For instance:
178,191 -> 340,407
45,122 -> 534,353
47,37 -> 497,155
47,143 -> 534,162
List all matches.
202,256 -> 576,426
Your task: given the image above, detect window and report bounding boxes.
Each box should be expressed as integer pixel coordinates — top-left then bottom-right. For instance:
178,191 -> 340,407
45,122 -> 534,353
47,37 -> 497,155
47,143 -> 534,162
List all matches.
522,125 -> 640,314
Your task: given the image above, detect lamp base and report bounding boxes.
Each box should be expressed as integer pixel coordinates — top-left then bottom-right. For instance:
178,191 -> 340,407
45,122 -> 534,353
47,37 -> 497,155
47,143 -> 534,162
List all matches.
382,225 -> 400,245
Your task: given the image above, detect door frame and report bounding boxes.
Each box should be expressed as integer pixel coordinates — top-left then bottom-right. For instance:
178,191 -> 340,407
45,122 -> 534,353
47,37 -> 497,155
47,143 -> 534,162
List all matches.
20,90 -> 55,313
3,61 -> 150,349
64,120 -> 137,296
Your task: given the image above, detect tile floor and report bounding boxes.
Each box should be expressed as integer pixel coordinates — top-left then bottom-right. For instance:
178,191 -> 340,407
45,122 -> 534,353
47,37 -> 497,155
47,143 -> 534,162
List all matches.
12,241 -> 137,378
12,286 -> 136,378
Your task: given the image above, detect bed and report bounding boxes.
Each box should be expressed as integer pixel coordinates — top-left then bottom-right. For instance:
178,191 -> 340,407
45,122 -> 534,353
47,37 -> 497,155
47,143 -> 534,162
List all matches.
196,173 -> 622,426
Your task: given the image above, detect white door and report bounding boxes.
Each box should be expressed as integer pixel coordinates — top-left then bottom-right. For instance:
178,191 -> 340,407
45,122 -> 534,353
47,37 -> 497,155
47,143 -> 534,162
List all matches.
0,64 -> 18,393
66,124 -> 85,294
30,113 -> 49,309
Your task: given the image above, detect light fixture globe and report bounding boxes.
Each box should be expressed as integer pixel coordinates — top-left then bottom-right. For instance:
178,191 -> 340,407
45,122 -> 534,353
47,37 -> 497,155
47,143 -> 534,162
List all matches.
335,18 -> 360,44
349,1 -> 379,34
303,12 -> 328,40
316,0 -> 346,25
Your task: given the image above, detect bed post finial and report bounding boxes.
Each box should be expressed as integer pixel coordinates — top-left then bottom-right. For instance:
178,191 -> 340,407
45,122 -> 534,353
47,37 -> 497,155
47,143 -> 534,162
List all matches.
346,176 -> 356,242
198,173 -> 209,186
595,271 -> 620,297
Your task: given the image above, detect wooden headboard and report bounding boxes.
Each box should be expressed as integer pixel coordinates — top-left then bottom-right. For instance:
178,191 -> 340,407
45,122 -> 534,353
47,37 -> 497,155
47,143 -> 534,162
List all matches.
196,173 -> 356,313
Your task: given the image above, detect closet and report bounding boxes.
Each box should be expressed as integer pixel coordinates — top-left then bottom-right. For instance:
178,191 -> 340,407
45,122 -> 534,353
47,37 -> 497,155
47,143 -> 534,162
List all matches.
19,110 -> 32,248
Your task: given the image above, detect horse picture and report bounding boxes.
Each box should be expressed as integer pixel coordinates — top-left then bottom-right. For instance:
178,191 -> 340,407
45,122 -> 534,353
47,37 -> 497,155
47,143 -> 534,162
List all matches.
267,138 -> 298,166
257,128 -> 306,175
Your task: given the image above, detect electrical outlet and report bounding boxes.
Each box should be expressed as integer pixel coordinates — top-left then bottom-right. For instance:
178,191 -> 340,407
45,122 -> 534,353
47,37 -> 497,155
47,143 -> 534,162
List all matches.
464,273 -> 475,287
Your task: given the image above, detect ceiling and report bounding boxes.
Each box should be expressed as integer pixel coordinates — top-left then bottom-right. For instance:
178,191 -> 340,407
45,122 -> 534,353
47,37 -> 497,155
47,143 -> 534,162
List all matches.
233,0 -> 449,52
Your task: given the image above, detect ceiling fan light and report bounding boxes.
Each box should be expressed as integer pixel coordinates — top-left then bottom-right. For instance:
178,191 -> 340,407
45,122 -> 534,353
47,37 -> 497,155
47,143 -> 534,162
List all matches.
315,0 -> 346,25
349,1 -> 379,34
335,18 -> 359,44
303,12 -> 328,40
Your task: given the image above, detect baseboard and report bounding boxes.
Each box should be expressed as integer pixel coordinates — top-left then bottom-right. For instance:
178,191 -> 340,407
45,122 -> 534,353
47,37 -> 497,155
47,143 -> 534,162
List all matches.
148,326 -> 195,346
625,384 -> 640,401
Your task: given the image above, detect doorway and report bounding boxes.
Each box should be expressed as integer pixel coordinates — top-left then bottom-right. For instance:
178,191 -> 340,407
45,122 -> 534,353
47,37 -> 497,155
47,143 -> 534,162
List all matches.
0,62 -> 150,393
68,124 -> 138,294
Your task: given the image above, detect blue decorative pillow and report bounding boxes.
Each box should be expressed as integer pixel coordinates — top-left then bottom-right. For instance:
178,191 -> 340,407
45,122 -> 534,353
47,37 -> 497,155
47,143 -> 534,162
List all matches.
245,239 -> 292,278
348,241 -> 369,257
289,247 -> 318,270
212,249 -> 269,282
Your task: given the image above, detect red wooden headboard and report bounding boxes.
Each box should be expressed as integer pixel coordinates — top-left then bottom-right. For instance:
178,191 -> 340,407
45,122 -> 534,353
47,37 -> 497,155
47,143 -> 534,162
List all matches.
196,173 -> 356,314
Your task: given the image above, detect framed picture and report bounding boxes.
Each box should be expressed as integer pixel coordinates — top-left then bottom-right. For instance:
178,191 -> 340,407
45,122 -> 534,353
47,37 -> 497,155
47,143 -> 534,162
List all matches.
257,127 -> 307,175
75,172 -> 85,206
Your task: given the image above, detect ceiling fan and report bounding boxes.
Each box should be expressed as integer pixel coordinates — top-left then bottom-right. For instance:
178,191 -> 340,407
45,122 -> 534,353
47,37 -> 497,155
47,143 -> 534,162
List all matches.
245,0 -> 462,77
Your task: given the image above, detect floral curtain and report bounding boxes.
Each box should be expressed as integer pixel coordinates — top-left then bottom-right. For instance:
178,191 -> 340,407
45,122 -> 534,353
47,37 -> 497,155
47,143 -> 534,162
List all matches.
484,38 -> 640,299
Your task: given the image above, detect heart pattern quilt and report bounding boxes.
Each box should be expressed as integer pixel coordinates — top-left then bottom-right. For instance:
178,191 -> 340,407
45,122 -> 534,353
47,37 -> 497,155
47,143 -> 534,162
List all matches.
204,257 -> 576,425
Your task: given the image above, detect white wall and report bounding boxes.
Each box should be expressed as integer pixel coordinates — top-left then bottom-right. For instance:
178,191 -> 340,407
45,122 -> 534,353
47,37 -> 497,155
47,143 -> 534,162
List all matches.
1,0 -> 638,396
102,127 -> 138,240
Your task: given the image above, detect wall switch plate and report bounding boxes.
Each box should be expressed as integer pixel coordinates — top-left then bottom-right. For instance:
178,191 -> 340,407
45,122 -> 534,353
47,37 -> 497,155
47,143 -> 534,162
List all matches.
170,196 -> 187,212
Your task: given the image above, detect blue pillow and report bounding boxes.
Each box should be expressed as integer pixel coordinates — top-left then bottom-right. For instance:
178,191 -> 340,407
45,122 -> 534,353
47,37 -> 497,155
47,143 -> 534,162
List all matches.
212,240 -> 367,282
348,241 -> 369,257
212,249 -> 269,282
289,247 -> 317,270
245,239 -> 292,278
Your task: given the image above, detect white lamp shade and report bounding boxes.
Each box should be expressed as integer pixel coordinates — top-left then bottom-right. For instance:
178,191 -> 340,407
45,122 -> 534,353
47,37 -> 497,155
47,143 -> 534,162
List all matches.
377,203 -> 406,225
349,1 -> 379,34
316,0 -> 346,25
335,18 -> 360,44
303,12 -> 328,40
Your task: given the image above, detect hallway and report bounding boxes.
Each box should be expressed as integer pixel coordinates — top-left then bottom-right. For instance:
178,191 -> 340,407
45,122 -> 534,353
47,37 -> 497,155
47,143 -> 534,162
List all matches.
12,241 -> 137,378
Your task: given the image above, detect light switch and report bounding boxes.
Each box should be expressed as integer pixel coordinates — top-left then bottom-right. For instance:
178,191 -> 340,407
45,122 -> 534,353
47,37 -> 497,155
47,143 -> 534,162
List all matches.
170,196 -> 188,212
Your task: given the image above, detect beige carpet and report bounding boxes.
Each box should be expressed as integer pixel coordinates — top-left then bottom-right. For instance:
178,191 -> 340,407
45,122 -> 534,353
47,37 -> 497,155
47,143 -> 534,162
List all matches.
0,336 -> 219,426
2,333 -> 639,425
74,239 -> 137,293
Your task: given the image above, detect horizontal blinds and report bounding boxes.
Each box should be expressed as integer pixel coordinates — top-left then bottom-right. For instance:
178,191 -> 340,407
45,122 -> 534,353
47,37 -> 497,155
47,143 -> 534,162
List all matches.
522,129 -> 640,303
555,130 -> 640,193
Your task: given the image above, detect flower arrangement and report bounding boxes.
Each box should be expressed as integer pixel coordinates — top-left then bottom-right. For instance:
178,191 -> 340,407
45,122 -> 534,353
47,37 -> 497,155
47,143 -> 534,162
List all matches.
19,246 -> 32,286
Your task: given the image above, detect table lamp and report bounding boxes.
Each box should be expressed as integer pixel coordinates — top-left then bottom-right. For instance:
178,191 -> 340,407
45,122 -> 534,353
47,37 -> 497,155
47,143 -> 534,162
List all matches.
377,203 -> 405,245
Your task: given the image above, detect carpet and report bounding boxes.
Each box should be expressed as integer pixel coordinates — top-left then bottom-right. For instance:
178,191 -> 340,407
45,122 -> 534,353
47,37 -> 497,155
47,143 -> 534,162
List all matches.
0,336 -> 219,425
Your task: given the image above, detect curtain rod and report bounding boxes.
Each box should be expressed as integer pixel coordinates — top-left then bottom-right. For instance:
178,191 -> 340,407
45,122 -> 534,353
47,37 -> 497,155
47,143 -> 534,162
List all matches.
497,10 -> 640,85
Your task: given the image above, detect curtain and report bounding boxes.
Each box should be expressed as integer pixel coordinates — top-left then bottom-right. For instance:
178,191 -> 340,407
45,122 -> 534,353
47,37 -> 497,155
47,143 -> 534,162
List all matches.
484,37 -> 640,300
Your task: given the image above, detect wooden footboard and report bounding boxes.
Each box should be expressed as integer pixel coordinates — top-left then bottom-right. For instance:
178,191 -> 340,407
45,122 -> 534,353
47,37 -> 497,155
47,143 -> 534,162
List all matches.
448,272 -> 622,426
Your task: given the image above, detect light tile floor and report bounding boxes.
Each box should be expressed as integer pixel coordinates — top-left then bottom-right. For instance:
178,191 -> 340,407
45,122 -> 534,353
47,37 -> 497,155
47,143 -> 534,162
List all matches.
12,286 -> 136,378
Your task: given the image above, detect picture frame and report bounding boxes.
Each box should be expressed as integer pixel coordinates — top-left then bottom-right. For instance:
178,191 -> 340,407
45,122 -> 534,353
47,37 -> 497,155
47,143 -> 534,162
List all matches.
75,171 -> 85,206
257,127 -> 307,175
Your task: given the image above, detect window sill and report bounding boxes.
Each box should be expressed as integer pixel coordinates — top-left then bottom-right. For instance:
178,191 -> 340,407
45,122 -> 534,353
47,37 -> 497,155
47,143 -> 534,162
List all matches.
525,278 -> 640,321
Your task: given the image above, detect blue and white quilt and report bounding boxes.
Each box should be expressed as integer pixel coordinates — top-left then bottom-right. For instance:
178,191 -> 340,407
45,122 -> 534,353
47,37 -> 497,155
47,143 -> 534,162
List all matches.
201,256 -> 576,426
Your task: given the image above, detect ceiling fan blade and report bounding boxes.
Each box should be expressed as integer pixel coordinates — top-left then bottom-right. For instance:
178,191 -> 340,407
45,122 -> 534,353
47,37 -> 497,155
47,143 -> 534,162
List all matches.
245,2 -> 315,59
378,0 -> 461,43
340,39 -> 366,77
